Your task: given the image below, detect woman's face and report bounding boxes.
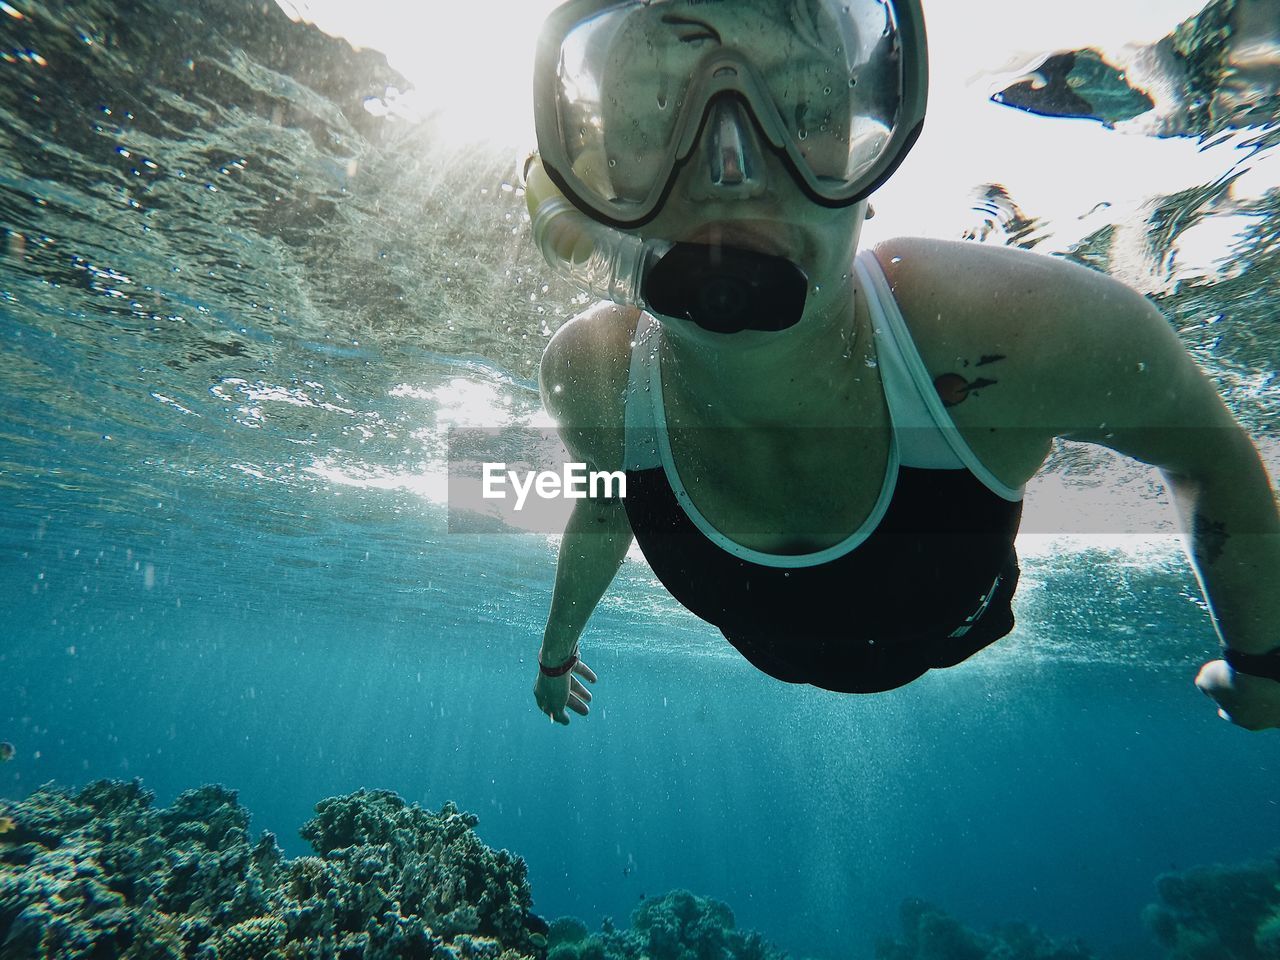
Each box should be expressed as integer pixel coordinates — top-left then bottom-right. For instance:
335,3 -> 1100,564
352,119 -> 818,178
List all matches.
591,0 -> 877,331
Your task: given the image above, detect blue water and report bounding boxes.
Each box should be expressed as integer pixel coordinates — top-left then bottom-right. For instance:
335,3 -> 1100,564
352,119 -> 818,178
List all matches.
5,494 -> 1279,957
1,1 -> 1278,958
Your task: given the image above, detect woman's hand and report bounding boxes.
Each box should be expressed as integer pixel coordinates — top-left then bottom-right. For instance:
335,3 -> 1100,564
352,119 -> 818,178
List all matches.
1195,659 -> 1280,730
534,658 -> 598,725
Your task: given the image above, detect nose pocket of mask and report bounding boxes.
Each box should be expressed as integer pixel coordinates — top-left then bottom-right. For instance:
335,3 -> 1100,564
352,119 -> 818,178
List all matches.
642,243 -> 808,334
707,97 -> 762,188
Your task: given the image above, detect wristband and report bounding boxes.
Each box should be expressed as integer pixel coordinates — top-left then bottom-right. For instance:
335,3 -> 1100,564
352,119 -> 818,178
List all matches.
539,646 -> 580,678
1223,646 -> 1280,683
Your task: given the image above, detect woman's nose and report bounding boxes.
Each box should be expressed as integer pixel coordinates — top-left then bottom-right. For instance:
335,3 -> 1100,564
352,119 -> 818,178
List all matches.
686,96 -> 769,201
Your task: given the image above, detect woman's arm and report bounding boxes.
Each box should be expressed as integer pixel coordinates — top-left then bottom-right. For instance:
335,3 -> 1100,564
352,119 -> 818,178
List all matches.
1048,286 -> 1279,664
533,493 -> 633,725
540,494 -> 633,668
1161,437 -> 1279,657
1033,266 -> 1279,728
533,302 -> 640,723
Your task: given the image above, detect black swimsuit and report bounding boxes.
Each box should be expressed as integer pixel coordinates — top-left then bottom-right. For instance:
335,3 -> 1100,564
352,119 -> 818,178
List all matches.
621,251 -> 1025,693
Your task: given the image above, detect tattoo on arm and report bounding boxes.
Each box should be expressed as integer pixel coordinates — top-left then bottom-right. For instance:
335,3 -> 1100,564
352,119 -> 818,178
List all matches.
1193,514 -> 1229,566
934,373 -> 999,407
934,355 -> 1005,407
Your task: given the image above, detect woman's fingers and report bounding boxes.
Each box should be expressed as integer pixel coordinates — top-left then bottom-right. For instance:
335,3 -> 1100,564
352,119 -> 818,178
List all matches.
1195,659 -> 1280,731
1195,659 -> 1230,692
568,661 -> 595,714
534,662 -> 597,724
540,698 -> 569,724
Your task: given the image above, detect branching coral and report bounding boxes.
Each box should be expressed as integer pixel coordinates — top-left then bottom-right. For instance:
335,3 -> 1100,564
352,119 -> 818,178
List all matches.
297,791 -> 536,948
216,915 -> 288,960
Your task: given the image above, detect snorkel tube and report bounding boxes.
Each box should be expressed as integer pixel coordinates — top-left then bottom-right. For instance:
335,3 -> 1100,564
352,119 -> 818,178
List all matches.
525,155 -> 670,310
524,155 -> 809,334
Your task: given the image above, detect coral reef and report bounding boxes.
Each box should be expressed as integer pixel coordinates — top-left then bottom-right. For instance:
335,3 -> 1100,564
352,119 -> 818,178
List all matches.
0,783 -> 788,960
6,775 -> 1278,960
0,780 -> 545,959
873,899 -> 1095,960
543,889 -> 786,960
1142,854 -> 1280,960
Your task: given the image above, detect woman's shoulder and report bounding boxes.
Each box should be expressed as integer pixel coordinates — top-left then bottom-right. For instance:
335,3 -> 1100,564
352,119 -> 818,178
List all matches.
869,236 -> 1127,317
538,302 -> 642,470
539,303 -> 641,421
867,235 -> 1132,352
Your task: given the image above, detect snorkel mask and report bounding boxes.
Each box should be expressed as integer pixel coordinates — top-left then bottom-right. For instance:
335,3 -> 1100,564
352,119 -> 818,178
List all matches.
528,0 -> 929,333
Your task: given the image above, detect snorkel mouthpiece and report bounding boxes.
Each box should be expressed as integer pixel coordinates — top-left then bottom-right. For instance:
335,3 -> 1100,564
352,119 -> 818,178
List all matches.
526,155 -> 808,334
642,243 -> 808,334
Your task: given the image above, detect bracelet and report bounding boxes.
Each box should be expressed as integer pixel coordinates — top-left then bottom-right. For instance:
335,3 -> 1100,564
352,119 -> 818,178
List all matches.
539,646 -> 580,678
1223,646 -> 1280,683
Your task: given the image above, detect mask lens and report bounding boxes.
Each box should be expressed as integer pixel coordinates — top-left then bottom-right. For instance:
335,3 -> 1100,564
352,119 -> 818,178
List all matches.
768,0 -> 902,187
554,6 -> 693,209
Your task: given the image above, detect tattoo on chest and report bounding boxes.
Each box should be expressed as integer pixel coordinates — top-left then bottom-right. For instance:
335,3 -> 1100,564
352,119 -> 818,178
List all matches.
933,354 -> 1005,407
1193,514 -> 1229,566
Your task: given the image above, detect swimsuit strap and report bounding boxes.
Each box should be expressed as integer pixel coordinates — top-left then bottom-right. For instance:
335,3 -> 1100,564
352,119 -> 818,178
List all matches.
856,251 -> 1024,502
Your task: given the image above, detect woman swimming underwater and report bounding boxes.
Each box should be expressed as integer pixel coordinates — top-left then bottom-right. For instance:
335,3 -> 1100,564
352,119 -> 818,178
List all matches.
524,0 -> 1280,729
